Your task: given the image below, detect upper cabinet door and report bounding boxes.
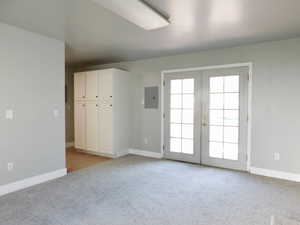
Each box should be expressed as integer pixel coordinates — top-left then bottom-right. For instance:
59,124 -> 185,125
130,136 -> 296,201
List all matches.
86,71 -> 99,101
74,72 -> 86,100
99,70 -> 113,102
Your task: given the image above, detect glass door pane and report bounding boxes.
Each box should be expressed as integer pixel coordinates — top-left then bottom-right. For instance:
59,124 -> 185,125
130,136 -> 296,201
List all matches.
169,79 -> 195,155
208,75 -> 240,161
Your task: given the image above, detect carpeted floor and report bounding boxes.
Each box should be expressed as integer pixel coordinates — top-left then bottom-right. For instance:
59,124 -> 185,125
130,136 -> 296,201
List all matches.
1,155 -> 300,225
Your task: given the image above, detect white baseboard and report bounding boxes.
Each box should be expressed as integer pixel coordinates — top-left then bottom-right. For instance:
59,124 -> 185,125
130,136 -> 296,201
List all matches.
0,168 -> 67,197
250,167 -> 300,182
76,149 -> 117,158
116,149 -> 129,157
66,142 -> 74,148
128,149 -> 163,159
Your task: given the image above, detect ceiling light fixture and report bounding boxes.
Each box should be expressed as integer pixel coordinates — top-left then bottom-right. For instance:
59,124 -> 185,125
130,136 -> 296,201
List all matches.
92,0 -> 170,30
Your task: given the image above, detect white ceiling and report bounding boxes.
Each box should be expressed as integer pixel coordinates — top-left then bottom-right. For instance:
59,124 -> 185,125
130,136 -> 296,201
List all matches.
1,0 -> 300,66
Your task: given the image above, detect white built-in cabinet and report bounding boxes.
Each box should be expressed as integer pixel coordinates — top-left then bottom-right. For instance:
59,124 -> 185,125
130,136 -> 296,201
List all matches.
74,68 -> 131,158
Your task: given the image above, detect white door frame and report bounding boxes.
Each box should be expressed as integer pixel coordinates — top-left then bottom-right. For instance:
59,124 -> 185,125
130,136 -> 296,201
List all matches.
161,62 -> 253,171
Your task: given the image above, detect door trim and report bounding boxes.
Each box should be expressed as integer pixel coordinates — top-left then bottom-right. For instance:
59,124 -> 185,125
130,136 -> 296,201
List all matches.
161,62 -> 253,171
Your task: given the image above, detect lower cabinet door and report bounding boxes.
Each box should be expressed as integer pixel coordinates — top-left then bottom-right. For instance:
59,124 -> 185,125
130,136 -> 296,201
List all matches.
99,104 -> 113,155
74,102 -> 86,150
86,102 -> 98,152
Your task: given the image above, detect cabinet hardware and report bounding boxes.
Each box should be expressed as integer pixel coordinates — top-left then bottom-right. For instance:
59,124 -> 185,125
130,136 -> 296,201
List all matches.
96,96 -> 98,98
110,96 -> 112,98
110,104 -> 112,107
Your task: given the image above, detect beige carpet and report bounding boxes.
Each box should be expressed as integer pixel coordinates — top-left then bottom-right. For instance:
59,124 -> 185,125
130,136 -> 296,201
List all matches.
1,155 -> 300,225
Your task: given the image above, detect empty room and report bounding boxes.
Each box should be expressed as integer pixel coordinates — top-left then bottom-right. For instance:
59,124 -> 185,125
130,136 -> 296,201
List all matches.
1,0 -> 300,224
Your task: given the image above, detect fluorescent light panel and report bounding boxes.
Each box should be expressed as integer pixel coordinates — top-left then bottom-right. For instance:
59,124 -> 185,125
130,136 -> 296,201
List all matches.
92,0 -> 170,30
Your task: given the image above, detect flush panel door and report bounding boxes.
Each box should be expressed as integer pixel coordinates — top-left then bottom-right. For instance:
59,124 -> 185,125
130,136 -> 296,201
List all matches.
98,104 -> 113,155
86,71 -> 99,101
98,69 -> 113,155
74,72 -> 86,101
86,102 -> 98,152
99,69 -> 113,106
74,102 -> 86,150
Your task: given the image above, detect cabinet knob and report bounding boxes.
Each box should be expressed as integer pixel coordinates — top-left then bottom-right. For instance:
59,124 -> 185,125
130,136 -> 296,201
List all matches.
96,96 -> 98,98
110,104 -> 112,107
96,104 -> 98,107
83,96 -> 85,98
110,96 -> 112,98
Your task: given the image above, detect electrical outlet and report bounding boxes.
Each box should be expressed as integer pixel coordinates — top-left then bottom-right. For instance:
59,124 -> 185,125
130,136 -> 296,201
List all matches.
53,109 -> 59,118
7,162 -> 14,171
274,153 -> 280,161
5,109 -> 14,120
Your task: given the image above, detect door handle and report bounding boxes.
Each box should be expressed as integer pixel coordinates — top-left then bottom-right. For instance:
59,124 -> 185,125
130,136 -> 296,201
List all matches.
202,117 -> 208,126
202,112 -> 208,127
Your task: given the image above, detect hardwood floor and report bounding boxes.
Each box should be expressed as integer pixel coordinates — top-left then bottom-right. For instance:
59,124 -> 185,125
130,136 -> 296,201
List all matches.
66,148 -> 110,172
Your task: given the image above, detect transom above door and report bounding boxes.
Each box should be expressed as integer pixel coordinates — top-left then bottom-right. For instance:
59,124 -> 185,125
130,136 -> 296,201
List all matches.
163,66 -> 249,171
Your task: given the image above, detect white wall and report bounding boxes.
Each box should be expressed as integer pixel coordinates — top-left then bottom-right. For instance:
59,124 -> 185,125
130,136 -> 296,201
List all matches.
0,22 -> 65,185
83,37 -> 300,175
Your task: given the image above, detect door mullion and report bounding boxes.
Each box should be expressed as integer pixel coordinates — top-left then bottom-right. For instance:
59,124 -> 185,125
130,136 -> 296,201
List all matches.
180,80 -> 183,153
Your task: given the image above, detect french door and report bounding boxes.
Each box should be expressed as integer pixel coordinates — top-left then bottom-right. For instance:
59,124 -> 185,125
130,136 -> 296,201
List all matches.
201,67 -> 248,171
164,67 -> 248,171
163,72 -> 201,163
